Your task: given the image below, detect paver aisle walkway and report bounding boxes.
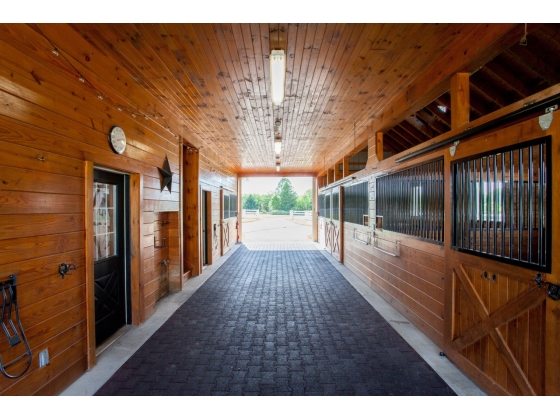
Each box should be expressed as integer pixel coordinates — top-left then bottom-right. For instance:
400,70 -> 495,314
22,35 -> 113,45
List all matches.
96,246 -> 455,396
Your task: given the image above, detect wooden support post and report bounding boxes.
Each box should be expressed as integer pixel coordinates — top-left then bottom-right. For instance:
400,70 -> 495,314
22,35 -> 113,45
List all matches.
237,177 -> 242,243
130,173 -> 144,325
367,132 -> 383,165
334,161 -> 343,181
327,167 -> 334,185
343,155 -> 350,178
84,161 -> 95,370
376,132 -> 383,162
451,73 -> 470,129
312,177 -> 318,242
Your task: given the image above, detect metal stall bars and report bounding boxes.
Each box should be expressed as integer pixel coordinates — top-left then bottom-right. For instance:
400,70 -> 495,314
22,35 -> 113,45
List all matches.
375,158 -> 444,243
452,136 -> 550,272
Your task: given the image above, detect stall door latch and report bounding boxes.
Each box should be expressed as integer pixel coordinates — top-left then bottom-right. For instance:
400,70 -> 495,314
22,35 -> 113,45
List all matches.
539,105 -> 557,130
533,273 -> 560,301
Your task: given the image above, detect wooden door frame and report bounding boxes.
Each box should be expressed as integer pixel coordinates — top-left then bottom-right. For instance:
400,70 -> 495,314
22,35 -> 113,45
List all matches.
85,163 -> 142,370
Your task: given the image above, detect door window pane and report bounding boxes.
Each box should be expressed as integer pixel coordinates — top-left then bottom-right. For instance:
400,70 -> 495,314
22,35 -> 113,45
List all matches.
94,182 -> 117,261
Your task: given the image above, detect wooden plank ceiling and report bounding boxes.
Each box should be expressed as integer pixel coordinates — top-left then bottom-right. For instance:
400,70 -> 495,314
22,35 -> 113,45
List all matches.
45,23 -> 542,174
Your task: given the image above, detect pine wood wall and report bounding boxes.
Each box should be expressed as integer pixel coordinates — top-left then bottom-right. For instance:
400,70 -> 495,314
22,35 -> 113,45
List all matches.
0,24 -> 234,395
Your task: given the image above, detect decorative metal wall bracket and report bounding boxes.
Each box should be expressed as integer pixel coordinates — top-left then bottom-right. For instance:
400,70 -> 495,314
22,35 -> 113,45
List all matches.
539,104 -> 557,130
0,274 -> 32,379
533,273 -> 560,301
449,140 -> 460,157
58,263 -> 76,279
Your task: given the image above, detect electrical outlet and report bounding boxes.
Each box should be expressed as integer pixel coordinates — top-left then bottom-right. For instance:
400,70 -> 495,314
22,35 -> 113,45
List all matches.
39,349 -> 49,367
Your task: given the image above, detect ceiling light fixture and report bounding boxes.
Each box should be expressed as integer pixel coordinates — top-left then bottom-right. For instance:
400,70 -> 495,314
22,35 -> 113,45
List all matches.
276,162 -> 280,172
270,50 -> 286,106
274,140 -> 282,155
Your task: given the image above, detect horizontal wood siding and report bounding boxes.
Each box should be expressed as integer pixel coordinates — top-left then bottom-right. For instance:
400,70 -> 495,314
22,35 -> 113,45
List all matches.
0,23 -> 186,395
343,225 -> 446,347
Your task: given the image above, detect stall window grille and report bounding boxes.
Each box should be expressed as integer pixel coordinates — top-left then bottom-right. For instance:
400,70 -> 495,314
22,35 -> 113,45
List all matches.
325,193 -> 331,219
452,137 -> 550,271
332,191 -> 340,221
343,181 -> 369,225
376,159 -> 444,242
319,193 -> 326,217
223,194 -> 229,219
229,194 -> 237,219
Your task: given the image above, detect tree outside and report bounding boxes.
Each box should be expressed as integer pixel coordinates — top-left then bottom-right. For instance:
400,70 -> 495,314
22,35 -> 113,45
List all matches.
242,178 -> 311,213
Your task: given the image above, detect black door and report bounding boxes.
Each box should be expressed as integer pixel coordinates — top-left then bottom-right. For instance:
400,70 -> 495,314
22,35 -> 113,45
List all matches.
202,190 -> 208,265
93,169 -> 130,346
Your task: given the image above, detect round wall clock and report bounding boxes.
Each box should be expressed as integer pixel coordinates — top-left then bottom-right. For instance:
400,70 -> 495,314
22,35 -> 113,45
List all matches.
108,125 -> 126,154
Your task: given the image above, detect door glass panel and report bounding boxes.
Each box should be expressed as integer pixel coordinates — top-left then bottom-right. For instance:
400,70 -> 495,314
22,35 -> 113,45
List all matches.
94,182 -> 117,261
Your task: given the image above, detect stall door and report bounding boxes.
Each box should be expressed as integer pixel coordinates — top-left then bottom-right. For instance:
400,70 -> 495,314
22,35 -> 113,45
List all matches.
323,188 -> 343,262
447,115 -> 560,395
330,187 -> 343,262
93,169 -> 129,347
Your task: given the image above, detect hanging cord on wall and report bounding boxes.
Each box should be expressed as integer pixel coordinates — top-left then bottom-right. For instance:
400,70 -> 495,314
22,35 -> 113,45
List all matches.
519,23 -> 528,46
33,25 -> 180,140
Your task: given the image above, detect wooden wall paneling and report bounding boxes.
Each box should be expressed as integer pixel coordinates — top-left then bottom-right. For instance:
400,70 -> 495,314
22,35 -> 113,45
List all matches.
343,231 -> 445,346
0,32 -> 178,155
30,24 -> 186,147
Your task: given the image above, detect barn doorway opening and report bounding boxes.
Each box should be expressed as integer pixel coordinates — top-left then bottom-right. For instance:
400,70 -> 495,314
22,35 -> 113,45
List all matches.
241,177 -> 313,243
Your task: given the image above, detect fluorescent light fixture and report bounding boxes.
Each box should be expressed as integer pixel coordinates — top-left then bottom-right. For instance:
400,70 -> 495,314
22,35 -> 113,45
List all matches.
270,50 -> 286,106
274,140 -> 282,155
276,162 -> 280,172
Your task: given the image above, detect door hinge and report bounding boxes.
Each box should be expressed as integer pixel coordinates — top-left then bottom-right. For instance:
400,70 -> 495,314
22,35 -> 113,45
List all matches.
539,104 -> 557,130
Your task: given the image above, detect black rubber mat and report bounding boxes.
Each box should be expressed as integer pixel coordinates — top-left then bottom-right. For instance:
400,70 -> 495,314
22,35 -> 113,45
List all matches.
96,246 -> 455,396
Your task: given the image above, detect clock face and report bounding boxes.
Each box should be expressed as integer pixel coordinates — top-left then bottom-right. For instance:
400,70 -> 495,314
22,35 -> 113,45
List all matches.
108,126 -> 126,154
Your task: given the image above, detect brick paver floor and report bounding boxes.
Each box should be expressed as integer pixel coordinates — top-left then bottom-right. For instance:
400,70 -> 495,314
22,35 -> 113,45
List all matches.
96,246 -> 455,396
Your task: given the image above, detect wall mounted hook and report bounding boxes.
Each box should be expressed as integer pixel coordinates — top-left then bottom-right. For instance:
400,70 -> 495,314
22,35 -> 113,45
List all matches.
58,263 -> 76,279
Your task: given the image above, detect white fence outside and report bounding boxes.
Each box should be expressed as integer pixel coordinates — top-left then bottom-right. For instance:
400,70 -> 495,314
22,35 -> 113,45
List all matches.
242,209 -> 260,219
290,210 -> 312,220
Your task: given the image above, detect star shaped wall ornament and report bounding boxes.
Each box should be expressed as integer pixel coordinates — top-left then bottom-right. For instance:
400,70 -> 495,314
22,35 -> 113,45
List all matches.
158,155 -> 173,193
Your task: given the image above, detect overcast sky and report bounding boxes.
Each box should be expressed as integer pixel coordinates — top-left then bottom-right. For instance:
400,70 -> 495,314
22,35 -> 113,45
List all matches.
242,177 -> 312,196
